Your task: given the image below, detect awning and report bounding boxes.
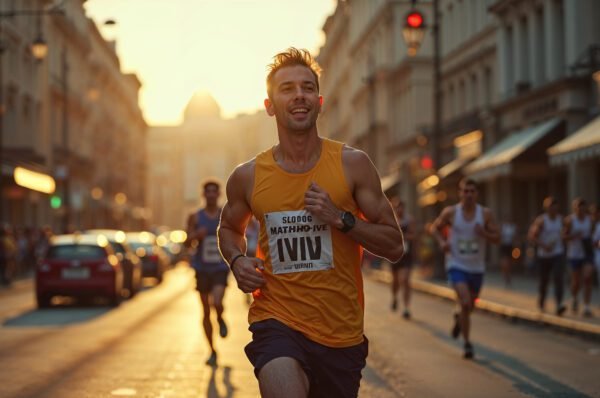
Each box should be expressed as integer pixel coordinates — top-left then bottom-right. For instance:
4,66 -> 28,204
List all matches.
548,115 -> 600,165
465,118 -> 562,181
380,172 -> 401,192
437,157 -> 472,180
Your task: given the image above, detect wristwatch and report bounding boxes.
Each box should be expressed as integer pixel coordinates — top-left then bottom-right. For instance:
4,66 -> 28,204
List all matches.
339,211 -> 356,233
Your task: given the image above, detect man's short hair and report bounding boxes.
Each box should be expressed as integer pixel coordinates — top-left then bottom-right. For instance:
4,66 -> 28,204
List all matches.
202,178 -> 221,191
266,47 -> 322,99
543,196 -> 558,210
459,178 -> 477,190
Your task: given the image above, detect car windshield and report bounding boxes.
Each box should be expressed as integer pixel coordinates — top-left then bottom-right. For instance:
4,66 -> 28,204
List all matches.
128,242 -> 153,251
47,245 -> 106,260
110,242 -> 127,255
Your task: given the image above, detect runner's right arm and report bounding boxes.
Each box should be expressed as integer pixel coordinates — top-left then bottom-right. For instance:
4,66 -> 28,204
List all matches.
218,161 -> 266,293
431,206 -> 453,253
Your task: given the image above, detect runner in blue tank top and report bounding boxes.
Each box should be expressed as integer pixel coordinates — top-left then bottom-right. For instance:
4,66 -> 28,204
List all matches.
432,178 -> 500,359
186,179 -> 230,366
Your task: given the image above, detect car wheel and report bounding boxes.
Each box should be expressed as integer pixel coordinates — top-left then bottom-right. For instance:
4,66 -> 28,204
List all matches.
37,294 -> 51,308
109,292 -> 122,307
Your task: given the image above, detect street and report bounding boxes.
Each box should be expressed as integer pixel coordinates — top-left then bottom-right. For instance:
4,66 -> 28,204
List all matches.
0,265 -> 599,398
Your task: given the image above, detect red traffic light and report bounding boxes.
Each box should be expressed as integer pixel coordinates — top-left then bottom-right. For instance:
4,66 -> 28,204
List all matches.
420,155 -> 433,169
406,11 -> 424,28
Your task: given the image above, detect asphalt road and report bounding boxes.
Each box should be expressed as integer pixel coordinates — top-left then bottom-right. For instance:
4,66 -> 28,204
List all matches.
0,268 -> 599,397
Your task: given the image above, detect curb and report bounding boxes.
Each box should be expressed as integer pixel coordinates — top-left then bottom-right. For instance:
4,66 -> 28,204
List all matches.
366,268 -> 600,340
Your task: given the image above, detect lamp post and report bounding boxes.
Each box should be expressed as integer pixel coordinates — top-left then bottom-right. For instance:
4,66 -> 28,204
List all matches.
0,4 -> 63,224
402,0 -> 441,209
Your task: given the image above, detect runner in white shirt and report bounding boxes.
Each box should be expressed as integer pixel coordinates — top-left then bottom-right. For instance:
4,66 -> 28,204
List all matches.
432,178 -> 499,359
563,198 -> 595,317
528,196 -> 566,315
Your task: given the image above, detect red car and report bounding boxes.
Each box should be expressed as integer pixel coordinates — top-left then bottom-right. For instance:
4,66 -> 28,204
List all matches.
35,234 -> 125,308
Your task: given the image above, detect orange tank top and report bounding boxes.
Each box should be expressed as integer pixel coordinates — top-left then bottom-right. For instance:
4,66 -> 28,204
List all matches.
249,138 -> 364,347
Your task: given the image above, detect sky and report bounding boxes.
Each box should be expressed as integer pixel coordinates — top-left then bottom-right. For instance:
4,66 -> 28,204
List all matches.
84,0 -> 337,126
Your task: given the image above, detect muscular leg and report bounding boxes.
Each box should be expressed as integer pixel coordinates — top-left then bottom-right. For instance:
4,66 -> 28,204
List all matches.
212,284 -> 226,321
538,259 -> 551,310
453,282 -> 473,343
391,267 -> 400,310
571,267 -> 582,309
199,292 -> 214,352
258,357 -> 309,398
399,267 -> 411,310
583,264 -> 594,307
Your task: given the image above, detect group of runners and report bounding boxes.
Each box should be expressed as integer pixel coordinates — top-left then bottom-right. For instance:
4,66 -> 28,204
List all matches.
182,48 -> 599,397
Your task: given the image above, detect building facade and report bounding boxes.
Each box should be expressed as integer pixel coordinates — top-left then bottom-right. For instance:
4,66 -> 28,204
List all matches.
146,93 -> 278,230
318,0 -> 600,236
0,0 -> 147,232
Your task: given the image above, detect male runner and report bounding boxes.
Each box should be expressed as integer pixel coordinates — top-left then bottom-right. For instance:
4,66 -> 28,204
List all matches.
389,198 -> 416,319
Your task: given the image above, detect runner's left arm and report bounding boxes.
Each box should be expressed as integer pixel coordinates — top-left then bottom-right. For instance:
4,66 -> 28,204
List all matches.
477,208 -> 500,244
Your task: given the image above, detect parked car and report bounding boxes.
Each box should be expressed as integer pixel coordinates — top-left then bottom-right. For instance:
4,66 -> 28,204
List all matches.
35,233 -> 125,308
85,229 -> 142,297
126,231 -> 170,283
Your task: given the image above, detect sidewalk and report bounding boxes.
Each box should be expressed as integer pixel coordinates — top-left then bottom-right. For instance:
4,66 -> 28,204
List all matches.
365,264 -> 600,340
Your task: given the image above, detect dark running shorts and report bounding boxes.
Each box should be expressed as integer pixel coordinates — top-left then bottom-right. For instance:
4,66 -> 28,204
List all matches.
391,251 -> 412,271
447,268 -> 484,297
500,244 -> 513,258
245,318 -> 368,398
194,269 -> 229,294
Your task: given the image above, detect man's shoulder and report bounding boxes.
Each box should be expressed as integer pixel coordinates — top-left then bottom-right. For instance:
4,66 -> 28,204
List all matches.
230,158 -> 257,181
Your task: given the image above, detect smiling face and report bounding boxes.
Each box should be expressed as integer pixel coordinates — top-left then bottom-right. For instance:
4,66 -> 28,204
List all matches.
264,65 -> 322,134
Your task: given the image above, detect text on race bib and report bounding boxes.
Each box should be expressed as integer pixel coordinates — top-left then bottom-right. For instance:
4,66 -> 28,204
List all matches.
265,210 -> 334,275
202,236 -> 223,263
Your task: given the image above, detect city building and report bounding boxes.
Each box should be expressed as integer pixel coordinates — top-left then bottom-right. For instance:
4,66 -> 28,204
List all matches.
147,93 -> 277,230
0,0 -> 147,232
318,0 -> 600,236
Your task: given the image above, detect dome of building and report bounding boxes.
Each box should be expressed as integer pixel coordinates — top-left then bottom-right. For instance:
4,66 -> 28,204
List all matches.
184,91 -> 221,120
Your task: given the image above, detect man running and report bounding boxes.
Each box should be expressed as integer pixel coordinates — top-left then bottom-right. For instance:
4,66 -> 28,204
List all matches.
218,48 -> 404,397
528,196 -> 567,315
432,178 -> 499,359
187,179 -> 229,366
389,198 -> 415,319
564,198 -> 594,317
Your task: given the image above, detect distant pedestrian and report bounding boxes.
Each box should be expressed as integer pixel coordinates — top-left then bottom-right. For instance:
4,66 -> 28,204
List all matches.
563,198 -> 594,317
499,217 -> 517,287
389,198 -> 416,319
432,178 -> 500,359
592,205 -> 600,285
187,179 -> 230,366
528,196 -> 566,315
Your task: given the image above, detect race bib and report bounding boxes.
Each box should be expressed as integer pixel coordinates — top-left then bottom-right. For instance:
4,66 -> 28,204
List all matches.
458,239 -> 479,255
202,236 -> 222,263
265,210 -> 334,274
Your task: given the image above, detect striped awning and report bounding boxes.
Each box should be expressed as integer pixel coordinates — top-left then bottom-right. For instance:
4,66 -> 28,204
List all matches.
548,115 -> 600,165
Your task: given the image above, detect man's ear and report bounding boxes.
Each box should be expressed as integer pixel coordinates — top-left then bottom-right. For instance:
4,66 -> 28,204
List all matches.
264,98 -> 275,116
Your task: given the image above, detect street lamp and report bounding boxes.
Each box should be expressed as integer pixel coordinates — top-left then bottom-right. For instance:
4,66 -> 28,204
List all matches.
30,35 -> 49,61
403,10 -> 426,57
401,0 -> 441,201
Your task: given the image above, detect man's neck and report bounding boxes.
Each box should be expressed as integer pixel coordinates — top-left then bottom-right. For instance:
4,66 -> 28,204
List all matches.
274,131 -> 322,172
461,202 -> 476,212
204,205 -> 219,216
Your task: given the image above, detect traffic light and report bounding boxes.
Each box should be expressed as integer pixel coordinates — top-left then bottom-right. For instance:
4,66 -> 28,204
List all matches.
420,155 -> 433,169
403,10 -> 426,57
50,195 -> 62,209
406,11 -> 425,29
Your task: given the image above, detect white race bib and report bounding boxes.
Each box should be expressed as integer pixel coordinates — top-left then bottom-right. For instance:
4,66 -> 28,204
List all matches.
265,210 -> 334,275
202,236 -> 222,263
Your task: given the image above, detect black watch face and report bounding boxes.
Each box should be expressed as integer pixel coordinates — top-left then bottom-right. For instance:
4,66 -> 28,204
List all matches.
343,212 -> 355,228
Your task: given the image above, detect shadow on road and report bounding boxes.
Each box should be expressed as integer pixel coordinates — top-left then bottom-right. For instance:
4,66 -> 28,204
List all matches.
3,305 -> 111,327
410,318 -> 593,398
206,365 -> 237,398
